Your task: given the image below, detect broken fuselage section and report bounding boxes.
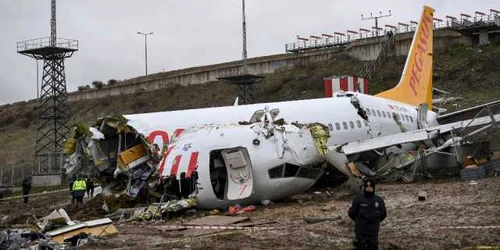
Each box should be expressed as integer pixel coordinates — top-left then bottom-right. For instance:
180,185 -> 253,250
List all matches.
64,115 -> 328,209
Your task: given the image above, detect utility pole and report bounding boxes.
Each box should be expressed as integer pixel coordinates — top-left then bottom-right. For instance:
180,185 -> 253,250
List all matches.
242,0 -> 248,72
137,32 -> 153,75
218,0 -> 264,104
361,10 -> 392,36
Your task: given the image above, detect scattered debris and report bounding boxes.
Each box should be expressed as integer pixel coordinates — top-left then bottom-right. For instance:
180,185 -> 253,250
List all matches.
417,190 -> 427,201
460,165 -> 487,181
303,216 -> 341,224
63,232 -> 96,247
209,209 -> 220,215
46,218 -> 118,245
228,205 -> 256,215
185,215 -> 249,226
261,200 -> 272,205
0,208 -> 119,249
108,197 -> 197,222
36,208 -> 74,232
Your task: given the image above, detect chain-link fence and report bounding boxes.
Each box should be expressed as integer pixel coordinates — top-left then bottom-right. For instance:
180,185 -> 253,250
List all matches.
0,150 -> 32,187
0,164 -> 32,187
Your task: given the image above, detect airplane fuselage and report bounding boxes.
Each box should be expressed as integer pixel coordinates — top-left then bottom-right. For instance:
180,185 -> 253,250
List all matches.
126,92 -> 438,150
125,92 -> 438,208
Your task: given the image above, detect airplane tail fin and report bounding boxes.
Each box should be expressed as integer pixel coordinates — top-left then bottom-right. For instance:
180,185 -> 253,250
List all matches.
376,6 -> 435,109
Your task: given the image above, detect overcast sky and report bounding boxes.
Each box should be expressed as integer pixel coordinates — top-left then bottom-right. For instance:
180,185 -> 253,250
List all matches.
0,0 -> 496,105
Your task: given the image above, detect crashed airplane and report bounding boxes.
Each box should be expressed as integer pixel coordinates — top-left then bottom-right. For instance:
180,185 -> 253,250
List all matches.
65,6 -> 499,209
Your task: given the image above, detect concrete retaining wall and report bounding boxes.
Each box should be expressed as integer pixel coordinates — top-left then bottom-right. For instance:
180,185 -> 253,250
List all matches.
66,49 -> 343,102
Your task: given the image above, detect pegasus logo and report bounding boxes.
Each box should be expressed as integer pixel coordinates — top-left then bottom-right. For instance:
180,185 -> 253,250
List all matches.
409,12 -> 433,97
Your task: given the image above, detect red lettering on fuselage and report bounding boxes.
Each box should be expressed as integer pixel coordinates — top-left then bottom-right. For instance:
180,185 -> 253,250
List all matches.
148,128 -> 186,149
173,128 -> 185,138
170,155 -> 182,176
409,13 -> 432,97
186,152 -> 199,178
158,145 -> 174,177
148,130 -> 169,147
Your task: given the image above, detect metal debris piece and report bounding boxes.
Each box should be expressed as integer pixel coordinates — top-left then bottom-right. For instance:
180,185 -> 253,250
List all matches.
303,216 -> 341,224
417,190 -> 427,201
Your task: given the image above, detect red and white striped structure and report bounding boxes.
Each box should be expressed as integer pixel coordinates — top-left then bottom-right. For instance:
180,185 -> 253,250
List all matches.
324,76 -> 369,97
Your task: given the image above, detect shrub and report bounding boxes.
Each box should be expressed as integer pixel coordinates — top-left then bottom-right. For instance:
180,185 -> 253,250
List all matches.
92,81 -> 104,89
18,118 -> 30,128
108,79 -> 118,85
24,110 -> 37,120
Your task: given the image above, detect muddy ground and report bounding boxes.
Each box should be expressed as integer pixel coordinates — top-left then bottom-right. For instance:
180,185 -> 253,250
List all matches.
1,177 -> 499,249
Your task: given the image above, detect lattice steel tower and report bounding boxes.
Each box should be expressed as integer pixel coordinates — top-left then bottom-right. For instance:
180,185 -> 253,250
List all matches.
17,0 -> 78,175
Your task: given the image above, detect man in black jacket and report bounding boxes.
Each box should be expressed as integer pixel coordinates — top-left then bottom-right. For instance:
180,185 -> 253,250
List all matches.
22,177 -> 32,204
348,178 -> 387,250
85,176 -> 94,198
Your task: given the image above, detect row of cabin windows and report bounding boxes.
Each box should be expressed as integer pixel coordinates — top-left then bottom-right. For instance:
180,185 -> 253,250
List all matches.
366,108 -> 414,123
327,109 -> 416,132
328,120 -> 364,131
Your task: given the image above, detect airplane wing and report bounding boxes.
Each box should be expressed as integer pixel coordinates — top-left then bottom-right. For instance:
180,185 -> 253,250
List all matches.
340,114 -> 500,155
437,100 -> 500,124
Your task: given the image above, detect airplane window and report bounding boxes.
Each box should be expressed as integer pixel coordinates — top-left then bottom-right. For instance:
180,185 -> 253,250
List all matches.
386,111 -> 391,118
382,111 -> 386,118
377,110 -> 381,117
356,120 -> 362,128
328,123 -> 334,131
405,115 -> 410,121
268,165 -> 284,179
410,116 -> 414,123
372,109 -> 377,116
335,123 -> 340,130
284,163 -> 301,177
343,122 -> 348,129
349,121 -> 354,129
366,109 -> 371,116
297,164 -> 323,179
401,114 -> 405,121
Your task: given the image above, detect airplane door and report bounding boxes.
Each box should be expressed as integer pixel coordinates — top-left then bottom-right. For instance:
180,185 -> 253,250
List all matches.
417,103 -> 429,129
221,148 -> 253,200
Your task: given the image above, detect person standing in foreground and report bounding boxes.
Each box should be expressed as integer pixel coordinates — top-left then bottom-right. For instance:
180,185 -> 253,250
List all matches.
348,178 -> 387,250
85,176 -> 94,198
72,175 -> 87,206
22,177 -> 32,204
69,176 -> 75,205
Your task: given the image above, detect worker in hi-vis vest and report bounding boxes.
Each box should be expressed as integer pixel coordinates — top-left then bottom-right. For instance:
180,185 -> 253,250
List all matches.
72,175 -> 87,206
